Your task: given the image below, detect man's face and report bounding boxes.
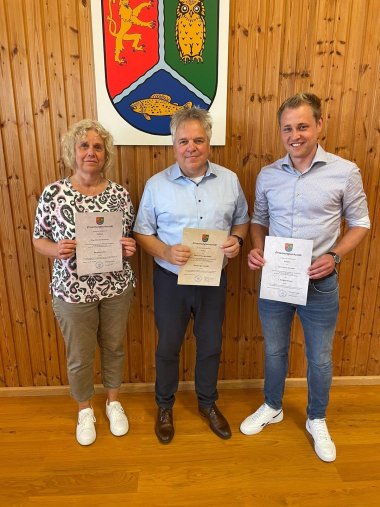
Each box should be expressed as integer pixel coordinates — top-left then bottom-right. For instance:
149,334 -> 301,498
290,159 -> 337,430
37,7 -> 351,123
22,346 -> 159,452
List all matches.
173,120 -> 210,178
279,105 -> 323,169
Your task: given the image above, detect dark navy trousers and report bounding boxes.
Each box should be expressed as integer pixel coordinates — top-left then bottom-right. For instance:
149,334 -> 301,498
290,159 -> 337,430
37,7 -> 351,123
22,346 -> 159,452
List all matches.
153,265 -> 227,409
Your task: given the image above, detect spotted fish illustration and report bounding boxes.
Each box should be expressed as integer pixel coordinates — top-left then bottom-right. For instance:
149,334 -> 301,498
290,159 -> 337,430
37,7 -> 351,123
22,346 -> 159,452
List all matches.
130,94 -> 193,120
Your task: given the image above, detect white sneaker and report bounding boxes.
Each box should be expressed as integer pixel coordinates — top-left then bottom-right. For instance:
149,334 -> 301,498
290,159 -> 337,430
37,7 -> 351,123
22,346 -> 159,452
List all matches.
240,403 -> 283,435
76,407 -> 96,446
106,401 -> 129,436
306,418 -> 336,462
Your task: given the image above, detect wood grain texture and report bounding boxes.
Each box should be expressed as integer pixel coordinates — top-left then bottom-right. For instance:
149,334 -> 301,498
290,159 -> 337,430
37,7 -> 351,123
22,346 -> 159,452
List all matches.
0,0 -> 379,388
0,386 -> 379,506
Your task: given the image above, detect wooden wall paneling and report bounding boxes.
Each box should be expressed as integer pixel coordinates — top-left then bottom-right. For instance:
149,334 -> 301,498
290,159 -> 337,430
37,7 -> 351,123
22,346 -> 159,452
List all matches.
40,0 -> 69,181
78,0 -> 97,119
320,0 -> 354,375
236,0 -> 268,381
337,0 -> 368,335
134,146 -> 157,383
235,0 -> 266,380
220,0 -> 251,380
125,283 -> 144,383
336,0 -> 369,376
60,0 -> 84,124
0,251 -> 16,387
367,230 -> 380,375
313,0 -> 342,372
0,0 -> 40,386
0,332 -> 5,387
7,0 -> 52,386
319,0 -> 350,148
311,0 -> 337,155
277,0 -> 303,102
244,0 -> 285,380
0,0 -> 379,388
120,147 -> 143,383
25,0 -> 65,386
0,134 -> 20,387
350,2 -> 380,376
355,13 -> 380,374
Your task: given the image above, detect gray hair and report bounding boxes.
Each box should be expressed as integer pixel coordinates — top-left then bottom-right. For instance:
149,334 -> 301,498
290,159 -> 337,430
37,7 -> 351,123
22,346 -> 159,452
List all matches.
277,92 -> 322,124
61,119 -> 114,174
170,106 -> 213,142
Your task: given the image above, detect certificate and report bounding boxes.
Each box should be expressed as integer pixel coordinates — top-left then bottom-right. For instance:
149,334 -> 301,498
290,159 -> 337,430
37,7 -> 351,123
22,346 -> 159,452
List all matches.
178,228 -> 228,286
260,236 -> 313,305
75,212 -> 123,276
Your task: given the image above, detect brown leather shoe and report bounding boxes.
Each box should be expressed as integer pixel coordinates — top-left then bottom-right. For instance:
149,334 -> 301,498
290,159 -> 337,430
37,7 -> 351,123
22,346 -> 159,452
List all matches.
199,403 -> 232,440
155,407 -> 174,444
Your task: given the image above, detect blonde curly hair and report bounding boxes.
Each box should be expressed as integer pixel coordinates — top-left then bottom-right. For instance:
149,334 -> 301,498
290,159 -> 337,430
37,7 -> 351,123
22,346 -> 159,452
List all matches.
61,119 -> 114,174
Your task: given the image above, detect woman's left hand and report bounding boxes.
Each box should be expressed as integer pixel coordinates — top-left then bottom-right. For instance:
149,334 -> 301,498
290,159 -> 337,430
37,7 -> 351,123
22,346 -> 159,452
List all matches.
120,237 -> 137,257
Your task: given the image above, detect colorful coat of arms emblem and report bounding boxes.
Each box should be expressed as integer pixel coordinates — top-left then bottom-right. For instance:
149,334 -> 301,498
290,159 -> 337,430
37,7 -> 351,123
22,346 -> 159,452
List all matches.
285,243 -> 293,252
101,0 -> 220,136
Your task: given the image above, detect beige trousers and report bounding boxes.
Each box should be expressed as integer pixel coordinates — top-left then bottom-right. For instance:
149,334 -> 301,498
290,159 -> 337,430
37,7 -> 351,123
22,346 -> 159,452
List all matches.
52,285 -> 134,402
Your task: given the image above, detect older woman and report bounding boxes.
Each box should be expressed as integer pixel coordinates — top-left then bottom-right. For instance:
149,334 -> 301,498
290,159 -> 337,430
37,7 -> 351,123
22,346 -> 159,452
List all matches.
33,119 -> 136,446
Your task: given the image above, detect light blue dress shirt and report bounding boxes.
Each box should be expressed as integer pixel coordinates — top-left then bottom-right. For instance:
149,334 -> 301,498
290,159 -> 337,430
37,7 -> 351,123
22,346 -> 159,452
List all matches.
252,145 -> 370,260
134,161 -> 249,273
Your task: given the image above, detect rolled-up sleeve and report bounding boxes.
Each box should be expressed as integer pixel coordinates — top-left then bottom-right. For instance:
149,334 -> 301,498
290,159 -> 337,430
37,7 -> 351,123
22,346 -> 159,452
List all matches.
251,173 -> 269,227
232,178 -> 250,225
343,167 -> 371,229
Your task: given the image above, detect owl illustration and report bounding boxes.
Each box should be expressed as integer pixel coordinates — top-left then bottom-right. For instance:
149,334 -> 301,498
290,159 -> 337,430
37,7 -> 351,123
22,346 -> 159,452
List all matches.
175,1 -> 206,63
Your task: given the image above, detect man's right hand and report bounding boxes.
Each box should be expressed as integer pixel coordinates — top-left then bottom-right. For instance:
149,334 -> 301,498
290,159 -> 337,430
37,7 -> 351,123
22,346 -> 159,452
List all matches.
247,248 -> 264,270
165,244 -> 191,266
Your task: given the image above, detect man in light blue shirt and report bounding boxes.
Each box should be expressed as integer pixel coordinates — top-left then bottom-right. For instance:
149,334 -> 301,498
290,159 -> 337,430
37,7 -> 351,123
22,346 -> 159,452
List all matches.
134,107 -> 249,444
240,93 -> 370,463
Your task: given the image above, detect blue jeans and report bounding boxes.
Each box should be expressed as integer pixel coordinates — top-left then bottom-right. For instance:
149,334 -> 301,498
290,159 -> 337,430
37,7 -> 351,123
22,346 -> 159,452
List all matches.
259,273 -> 339,419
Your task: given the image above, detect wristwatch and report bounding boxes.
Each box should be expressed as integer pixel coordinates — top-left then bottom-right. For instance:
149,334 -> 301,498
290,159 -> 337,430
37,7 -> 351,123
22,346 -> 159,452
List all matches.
232,234 -> 244,247
326,251 -> 341,264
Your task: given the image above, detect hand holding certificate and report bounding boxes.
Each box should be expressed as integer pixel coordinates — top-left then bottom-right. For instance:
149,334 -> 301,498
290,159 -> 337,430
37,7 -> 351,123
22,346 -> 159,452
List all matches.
75,211 -> 123,276
178,228 -> 228,286
260,236 -> 313,305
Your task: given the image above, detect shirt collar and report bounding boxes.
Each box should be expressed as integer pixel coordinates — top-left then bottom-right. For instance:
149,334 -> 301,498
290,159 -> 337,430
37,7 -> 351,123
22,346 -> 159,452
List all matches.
281,144 -> 329,173
169,160 -> 214,180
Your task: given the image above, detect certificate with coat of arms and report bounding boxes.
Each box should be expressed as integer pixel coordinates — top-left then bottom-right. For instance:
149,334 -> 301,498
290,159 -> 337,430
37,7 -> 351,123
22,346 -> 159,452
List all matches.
178,228 -> 228,286
260,236 -> 313,305
75,212 -> 123,276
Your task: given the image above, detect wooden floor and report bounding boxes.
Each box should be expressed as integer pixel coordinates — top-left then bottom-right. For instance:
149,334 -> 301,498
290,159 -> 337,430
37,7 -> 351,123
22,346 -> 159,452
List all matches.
1,385 -> 379,507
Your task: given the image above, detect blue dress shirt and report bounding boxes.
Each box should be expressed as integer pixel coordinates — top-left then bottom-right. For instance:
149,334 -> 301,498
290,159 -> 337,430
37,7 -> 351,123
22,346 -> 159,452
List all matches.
252,145 -> 370,260
134,161 -> 249,273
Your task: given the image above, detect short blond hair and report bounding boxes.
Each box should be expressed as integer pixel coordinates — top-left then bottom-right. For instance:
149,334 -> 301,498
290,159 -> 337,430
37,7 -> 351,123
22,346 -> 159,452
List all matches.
277,93 -> 322,124
61,119 -> 114,174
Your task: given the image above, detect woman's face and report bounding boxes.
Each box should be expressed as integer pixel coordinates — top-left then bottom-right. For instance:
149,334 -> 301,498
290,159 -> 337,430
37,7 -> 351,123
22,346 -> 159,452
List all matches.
75,129 -> 106,176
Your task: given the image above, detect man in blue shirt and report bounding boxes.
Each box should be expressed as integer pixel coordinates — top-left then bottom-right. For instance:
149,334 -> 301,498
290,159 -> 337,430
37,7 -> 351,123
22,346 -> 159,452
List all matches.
134,107 -> 249,444
240,92 -> 370,462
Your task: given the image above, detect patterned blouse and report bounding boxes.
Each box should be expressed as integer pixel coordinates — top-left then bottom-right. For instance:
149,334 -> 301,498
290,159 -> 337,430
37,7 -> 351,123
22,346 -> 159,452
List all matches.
33,178 -> 136,303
